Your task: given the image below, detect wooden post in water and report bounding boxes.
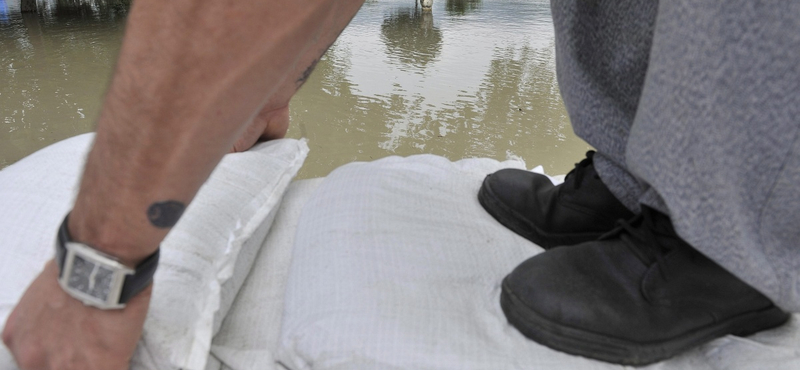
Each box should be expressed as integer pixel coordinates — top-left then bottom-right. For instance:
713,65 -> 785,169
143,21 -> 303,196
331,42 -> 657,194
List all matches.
21,0 -> 37,13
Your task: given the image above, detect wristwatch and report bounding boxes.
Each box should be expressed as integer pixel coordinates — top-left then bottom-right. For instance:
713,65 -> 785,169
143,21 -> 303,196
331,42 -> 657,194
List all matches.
55,215 -> 160,309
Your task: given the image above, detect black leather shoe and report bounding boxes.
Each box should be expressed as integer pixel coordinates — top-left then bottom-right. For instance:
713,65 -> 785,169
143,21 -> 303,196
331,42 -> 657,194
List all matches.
478,151 -> 634,249
500,207 -> 790,366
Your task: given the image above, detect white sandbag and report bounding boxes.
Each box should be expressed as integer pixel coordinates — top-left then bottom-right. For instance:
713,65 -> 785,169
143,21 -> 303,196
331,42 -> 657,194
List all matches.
208,178 -> 324,370
276,154 -> 800,370
0,133 -> 308,370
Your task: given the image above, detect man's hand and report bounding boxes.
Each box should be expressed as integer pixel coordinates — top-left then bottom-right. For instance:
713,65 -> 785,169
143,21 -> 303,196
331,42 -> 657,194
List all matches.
1,0 -> 367,367
232,104 -> 290,152
2,261 -> 150,370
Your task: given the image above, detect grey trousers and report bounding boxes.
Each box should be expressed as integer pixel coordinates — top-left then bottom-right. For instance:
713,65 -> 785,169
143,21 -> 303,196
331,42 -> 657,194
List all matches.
551,0 -> 800,312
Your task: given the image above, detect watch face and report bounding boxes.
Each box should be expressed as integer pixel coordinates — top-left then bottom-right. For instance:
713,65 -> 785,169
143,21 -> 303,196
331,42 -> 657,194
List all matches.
67,254 -> 115,302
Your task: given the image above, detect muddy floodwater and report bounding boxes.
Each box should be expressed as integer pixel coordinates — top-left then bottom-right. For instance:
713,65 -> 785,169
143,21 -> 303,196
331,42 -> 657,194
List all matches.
0,0 -> 592,178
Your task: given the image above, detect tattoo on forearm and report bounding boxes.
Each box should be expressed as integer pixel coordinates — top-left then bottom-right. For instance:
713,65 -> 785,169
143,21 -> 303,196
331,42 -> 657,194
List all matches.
296,58 -> 320,87
295,41 -> 336,88
147,201 -> 186,228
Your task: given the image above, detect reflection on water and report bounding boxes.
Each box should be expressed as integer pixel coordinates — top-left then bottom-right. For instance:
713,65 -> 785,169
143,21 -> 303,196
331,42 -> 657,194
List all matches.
381,7 -> 441,69
0,0 -> 126,168
445,0 -> 482,16
287,0 -> 590,178
0,0 -> 591,177
1,0 -> 8,24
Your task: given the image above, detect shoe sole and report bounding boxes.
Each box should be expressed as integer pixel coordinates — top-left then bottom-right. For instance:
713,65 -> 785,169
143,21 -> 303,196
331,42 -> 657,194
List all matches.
500,277 -> 791,366
478,175 -> 602,249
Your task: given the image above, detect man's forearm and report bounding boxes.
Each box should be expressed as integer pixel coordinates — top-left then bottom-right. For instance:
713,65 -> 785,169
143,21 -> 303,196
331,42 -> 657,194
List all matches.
69,0 -> 364,265
3,3 -> 365,368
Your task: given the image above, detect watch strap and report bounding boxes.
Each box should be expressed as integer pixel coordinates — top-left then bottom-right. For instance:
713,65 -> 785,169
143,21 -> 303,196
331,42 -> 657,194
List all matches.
119,246 -> 159,303
56,214 -> 160,304
56,216 -> 69,279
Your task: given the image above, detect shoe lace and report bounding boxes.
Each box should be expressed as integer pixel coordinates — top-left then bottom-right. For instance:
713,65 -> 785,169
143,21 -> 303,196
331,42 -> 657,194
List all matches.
564,151 -> 599,190
601,207 -> 684,281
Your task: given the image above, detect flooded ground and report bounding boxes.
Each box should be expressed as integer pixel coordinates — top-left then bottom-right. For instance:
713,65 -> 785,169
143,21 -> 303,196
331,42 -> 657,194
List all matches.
0,0 -> 591,178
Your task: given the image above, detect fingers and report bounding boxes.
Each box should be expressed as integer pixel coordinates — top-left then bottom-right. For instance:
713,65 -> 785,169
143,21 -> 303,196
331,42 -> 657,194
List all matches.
259,106 -> 290,141
232,119 -> 265,153
4,261 -> 148,370
232,105 -> 290,153
2,302 -> 17,349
